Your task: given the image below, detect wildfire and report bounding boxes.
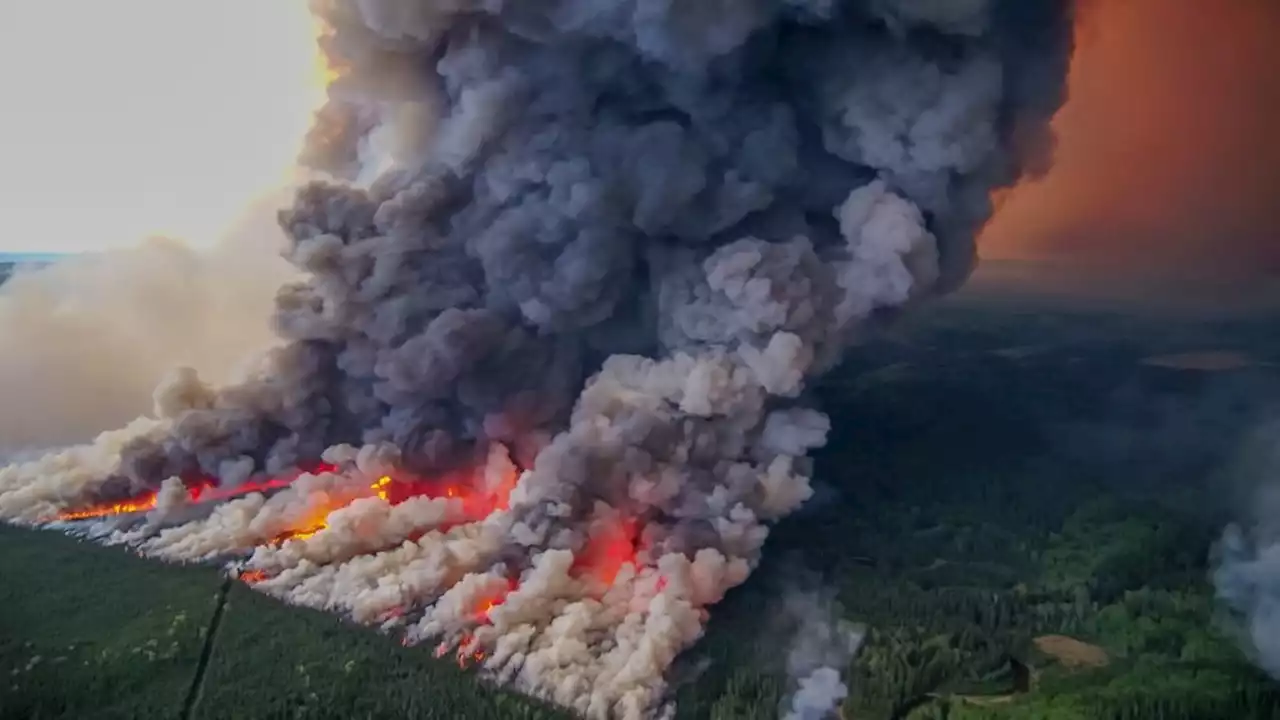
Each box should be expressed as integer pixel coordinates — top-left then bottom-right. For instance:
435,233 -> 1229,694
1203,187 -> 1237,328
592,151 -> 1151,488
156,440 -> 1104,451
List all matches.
366,454 -> 516,521
429,583 -> 518,670
572,517 -> 641,587
261,471 -> 423,545
270,523 -> 328,544
53,462 -> 340,523
438,633 -> 490,670
56,491 -> 160,521
238,569 -> 270,584
459,643 -> 487,669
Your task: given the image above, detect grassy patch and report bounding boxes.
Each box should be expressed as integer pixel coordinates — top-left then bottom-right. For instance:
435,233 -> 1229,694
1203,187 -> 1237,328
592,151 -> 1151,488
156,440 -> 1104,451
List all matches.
194,584 -> 571,720
0,525 -> 220,719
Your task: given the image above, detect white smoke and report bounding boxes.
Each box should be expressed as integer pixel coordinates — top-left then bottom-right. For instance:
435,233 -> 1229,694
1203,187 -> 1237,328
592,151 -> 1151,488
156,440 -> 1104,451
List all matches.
1213,422 -> 1280,679
1214,524 -> 1280,678
779,587 -> 865,720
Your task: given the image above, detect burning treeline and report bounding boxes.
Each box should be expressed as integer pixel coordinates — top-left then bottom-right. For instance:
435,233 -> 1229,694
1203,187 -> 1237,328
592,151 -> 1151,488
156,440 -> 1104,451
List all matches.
0,2 -> 1075,718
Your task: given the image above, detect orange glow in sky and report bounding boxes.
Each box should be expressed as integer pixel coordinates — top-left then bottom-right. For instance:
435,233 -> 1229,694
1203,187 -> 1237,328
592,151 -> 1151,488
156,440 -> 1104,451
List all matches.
982,0 -> 1280,275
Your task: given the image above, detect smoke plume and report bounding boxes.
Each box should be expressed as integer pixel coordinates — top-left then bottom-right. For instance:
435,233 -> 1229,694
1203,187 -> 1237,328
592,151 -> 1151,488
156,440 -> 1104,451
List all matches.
779,586 -> 864,720
1213,422 -> 1280,679
0,194 -> 294,457
0,2 -> 1075,717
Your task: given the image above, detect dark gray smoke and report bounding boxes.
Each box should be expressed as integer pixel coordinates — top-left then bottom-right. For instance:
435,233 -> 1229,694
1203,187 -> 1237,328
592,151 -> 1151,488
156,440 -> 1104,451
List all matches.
107,0 -> 1074,490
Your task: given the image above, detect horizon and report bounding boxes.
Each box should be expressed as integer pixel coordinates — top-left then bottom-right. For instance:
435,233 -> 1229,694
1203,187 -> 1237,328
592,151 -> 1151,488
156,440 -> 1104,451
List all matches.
0,251 -> 73,261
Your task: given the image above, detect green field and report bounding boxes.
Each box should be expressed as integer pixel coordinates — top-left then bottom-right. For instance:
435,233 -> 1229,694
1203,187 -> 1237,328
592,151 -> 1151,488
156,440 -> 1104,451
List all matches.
4,297 -> 1280,719
0,525 -> 571,720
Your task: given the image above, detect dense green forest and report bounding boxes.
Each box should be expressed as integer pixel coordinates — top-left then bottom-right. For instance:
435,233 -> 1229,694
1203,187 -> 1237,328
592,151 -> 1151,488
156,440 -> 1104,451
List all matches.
3,298 -> 1280,719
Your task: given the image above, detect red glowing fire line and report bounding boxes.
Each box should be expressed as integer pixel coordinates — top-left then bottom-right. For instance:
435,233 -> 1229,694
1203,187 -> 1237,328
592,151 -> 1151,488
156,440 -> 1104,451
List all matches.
209,461 -> 522,590
65,454 -> 659,675
54,463 -> 340,522
56,444 -> 524,525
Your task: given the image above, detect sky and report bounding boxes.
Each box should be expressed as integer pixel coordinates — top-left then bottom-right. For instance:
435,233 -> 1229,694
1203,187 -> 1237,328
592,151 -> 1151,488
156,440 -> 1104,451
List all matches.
0,1 -> 1276,269
981,0 -> 1280,277
0,1 -> 324,254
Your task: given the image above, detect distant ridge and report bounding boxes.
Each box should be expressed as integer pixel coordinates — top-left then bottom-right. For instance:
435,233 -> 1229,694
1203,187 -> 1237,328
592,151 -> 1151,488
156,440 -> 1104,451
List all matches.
959,258 -> 1280,317
0,252 -> 68,264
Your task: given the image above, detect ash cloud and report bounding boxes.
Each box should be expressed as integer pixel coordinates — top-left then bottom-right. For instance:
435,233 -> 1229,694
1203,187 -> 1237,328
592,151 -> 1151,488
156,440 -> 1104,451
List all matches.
0,1 -> 1075,717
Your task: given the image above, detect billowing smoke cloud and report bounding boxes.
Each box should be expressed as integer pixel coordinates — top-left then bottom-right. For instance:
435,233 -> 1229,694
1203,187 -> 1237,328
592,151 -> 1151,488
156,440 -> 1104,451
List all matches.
0,2 -> 1074,717
0,194 -> 294,457
1213,422 -> 1280,679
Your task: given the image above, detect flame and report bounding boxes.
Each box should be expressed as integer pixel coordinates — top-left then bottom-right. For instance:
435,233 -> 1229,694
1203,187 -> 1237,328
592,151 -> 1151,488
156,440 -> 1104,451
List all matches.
454,632 -> 488,670
55,476 -> 217,521
472,588 -> 511,623
572,517 -> 640,587
54,461 -> 340,522
238,569 -> 270,584
428,581 -> 519,669
260,468 -> 396,545
271,523 -> 328,544
57,491 -> 160,521
54,452 -> 509,559
252,458 -> 518,545
367,453 -> 519,520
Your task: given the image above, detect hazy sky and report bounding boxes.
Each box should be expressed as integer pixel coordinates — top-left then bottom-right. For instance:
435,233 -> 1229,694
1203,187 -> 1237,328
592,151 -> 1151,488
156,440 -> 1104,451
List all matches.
0,1 -> 323,253
982,0 -> 1280,276
1,2 -> 1275,268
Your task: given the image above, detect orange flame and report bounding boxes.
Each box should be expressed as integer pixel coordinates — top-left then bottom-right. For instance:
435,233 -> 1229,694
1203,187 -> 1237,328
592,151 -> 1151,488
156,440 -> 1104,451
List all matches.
270,523 -> 328,544
454,632 -> 487,670
430,581 -> 520,669
53,462 -> 340,522
366,453 -> 518,521
239,569 -> 270,584
572,517 -> 640,587
56,491 -> 160,521
262,471 -> 401,545
53,449 -> 514,540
